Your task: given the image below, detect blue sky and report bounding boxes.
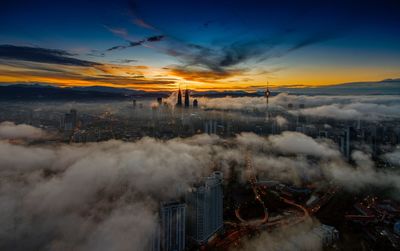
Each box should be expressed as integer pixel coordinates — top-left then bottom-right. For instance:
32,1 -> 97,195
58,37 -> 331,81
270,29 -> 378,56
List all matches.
0,0 -> 399,90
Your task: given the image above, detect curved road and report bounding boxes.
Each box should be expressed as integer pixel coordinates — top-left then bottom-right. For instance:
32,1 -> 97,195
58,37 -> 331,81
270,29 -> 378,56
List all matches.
236,151 -> 309,228
235,152 -> 269,226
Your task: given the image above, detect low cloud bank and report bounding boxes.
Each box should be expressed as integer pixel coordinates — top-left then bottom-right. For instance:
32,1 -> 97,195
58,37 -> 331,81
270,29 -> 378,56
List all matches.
384,147 -> 400,167
0,134 -> 216,250
0,121 -> 48,140
166,93 -> 400,121
1,123 -> 400,250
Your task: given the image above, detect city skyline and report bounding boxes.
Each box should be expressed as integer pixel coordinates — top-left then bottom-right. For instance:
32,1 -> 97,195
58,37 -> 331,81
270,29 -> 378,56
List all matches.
1,1 -> 400,250
1,0 -> 400,91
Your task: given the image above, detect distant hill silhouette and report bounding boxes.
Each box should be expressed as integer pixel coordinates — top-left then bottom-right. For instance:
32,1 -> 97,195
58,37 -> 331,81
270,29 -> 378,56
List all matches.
275,79 -> 400,95
1,78 -> 399,100
0,84 -> 167,100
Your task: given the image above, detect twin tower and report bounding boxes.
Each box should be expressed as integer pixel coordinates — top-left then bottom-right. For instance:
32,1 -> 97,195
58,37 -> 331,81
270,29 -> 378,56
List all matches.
176,87 -> 198,108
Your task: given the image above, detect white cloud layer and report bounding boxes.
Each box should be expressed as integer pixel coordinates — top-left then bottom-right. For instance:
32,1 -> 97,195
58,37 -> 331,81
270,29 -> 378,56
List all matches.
1,123 -> 400,250
167,93 -> 400,121
0,121 -> 48,140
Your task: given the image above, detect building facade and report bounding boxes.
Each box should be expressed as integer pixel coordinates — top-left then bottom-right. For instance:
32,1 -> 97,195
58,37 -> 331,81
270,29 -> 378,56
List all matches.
186,172 -> 223,244
160,201 -> 186,251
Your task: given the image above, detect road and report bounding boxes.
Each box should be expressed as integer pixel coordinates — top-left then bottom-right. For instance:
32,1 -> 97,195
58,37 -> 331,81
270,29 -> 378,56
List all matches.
210,151 -> 311,250
235,152 -> 269,226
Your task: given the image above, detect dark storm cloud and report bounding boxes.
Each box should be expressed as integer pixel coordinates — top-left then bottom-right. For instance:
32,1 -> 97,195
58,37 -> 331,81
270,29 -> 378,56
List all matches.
106,35 -> 165,51
0,45 -> 100,67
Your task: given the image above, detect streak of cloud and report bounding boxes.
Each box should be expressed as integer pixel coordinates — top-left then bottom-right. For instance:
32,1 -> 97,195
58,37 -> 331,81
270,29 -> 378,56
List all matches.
133,18 -> 157,30
0,45 -> 100,67
106,35 -> 165,52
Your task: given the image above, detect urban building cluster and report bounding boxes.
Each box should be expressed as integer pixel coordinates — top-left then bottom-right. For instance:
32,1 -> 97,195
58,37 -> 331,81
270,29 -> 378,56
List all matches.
345,196 -> 400,249
151,172 -> 224,251
1,89 -> 399,250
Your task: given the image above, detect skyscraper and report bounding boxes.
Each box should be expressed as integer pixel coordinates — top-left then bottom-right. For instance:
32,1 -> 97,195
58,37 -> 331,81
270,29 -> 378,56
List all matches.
64,109 -> 77,131
204,120 -> 217,135
157,97 -> 163,105
150,224 -> 161,251
64,113 -> 73,131
340,126 -> 356,160
160,201 -> 186,251
70,109 -> 77,127
186,172 -> 223,244
184,88 -> 190,108
176,88 -> 182,107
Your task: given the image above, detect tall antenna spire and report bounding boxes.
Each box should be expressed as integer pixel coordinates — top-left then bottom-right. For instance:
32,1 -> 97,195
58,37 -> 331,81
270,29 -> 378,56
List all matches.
265,81 -> 270,105
265,81 -> 271,122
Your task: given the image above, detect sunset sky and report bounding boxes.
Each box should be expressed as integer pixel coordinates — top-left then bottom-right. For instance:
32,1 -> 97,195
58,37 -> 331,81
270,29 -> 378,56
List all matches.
1,0 -> 400,91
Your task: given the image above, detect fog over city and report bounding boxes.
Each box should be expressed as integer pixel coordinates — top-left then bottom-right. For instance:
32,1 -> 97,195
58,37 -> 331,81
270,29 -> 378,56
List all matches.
2,0 -> 400,250
1,109 -> 400,250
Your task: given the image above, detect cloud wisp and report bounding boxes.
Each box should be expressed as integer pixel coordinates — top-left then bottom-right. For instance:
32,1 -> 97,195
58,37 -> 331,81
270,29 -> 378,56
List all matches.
0,121 -> 48,140
0,45 -> 100,67
107,35 -> 165,52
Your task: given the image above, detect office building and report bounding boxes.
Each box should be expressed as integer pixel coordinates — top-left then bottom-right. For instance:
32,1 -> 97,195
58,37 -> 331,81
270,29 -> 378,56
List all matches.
311,224 -> 339,247
204,120 -> 217,134
176,88 -> 182,107
340,126 -> 356,159
160,201 -> 186,251
64,109 -> 77,131
186,172 -> 223,244
157,97 -> 163,105
184,88 -> 190,108
150,224 -> 161,251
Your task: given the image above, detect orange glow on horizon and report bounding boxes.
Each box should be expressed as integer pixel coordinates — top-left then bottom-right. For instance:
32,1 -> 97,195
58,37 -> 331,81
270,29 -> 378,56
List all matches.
0,60 -> 399,91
